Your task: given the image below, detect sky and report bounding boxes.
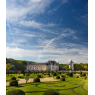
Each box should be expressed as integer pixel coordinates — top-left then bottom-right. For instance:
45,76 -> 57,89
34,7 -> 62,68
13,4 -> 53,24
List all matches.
6,0 -> 88,64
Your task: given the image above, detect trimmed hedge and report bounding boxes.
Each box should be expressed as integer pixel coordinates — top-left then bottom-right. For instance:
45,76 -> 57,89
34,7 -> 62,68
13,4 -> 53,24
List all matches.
56,76 -> 60,79
69,73 -> 73,77
33,78 -> 40,82
61,75 -> 66,78
61,77 -> 65,81
11,77 -> 16,80
53,73 -> 57,76
18,75 -> 23,78
37,75 -> 41,78
6,89 -> 25,95
76,76 -> 79,78
9,80 -> 18,86
43,89 -> 60,95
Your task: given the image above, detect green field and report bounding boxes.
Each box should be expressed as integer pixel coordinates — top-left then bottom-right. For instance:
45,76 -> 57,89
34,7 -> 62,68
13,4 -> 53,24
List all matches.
6,73 -> 88,95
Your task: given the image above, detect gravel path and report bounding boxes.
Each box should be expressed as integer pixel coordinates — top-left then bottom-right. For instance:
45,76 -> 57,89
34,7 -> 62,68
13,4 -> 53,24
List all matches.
6,77 -> 58,86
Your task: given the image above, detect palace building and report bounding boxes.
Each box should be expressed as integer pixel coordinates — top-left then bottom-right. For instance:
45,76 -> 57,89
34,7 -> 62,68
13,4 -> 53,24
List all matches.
27,60 -> 59,71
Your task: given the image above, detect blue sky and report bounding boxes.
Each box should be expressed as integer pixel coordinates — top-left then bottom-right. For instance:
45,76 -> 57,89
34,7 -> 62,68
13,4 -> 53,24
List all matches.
6,0 -> 88,64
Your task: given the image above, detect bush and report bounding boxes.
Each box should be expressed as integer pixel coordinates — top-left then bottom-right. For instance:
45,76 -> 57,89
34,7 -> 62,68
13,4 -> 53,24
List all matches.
53,72 -> 57,76
82,73 -> 86,76
69,73 -> 73,77
66,73 -> 69,76
79,70 -> 82,75
76,76 -> 79,78
9,80 -> 18,86
21,70 -> 25,74
6,89 -> 25,95
84,76 -> 87,80
61,75 -> 66,78
26,73 -> 30,76
11,77 -> 16,80
56,76 -> 60,79
33,78 -> 40,82
43,89 -> 60,95
37,75 -> 41,78
61,77 -> 65,81
18,75 -> 23,78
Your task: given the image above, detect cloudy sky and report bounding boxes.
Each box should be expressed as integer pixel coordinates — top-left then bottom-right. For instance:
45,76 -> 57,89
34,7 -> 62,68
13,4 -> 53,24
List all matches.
6,0 -> 88,64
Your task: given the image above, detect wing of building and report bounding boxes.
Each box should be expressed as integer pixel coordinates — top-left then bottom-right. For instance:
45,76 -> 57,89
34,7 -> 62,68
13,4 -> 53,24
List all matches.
27,60 -> 59,71
69,60 -> 74,71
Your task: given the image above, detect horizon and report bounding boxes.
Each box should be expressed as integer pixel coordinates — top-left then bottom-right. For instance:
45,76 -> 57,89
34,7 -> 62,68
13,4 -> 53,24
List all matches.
6,0 -> 88,64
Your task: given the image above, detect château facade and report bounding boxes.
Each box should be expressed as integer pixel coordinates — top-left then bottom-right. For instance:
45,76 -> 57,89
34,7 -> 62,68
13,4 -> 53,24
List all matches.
27,60 -> 59,71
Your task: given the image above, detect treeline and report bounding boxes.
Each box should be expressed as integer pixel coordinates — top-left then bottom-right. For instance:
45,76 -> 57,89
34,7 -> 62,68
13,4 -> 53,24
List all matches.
59,63 -> 88,71
6,58 -> 36,70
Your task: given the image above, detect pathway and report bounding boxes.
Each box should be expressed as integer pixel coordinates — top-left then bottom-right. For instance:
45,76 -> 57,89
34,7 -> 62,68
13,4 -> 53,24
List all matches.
6,77 -> 58,86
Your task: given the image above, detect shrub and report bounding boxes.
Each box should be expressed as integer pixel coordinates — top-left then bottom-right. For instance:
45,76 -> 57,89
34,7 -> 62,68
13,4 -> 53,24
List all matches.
26,73 -> 30,76
61,77 -> 65,81
61,75 -> 66,78
9,80 -> 18,86
79,70 -> 82,75
21,70 -> 24,74
11,77 -> 16,80
84,76 -> 87,80
43,89 -> 60,95
66,73 -> 69,76
37,75 -> 41,78
76,76 -> 79,78
69,73 -> 73,77
6,89 -> 25,95
53,72 -> 57,76
56,76 -> 60,79
18,75 -> 23,78
82,73 -> 86,76
33,78 -> 40,82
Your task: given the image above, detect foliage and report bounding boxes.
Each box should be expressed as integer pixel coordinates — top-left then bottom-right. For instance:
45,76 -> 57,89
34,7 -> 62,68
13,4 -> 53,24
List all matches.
84,76 -> 87,80
21,70 -> 25,74
11,77 -> 16,80
61,77 -> 65,81
82,73 -> 86,76
33,78 -> 40,82
56,76 -> 60,79
9,80 -> 18,86
6,58 -> 36,70
43,89 -> 60,95
61,75 -> 66,78
76,76 -> 79,78
26,73 -> 30,76
25,76 -> 29,84
18,75 -> 23,78
53,72 -> 57,76
69,73 -> 73,77
79,70 -> 82,75
6,89 -> 25,95
37,75 -> 41,78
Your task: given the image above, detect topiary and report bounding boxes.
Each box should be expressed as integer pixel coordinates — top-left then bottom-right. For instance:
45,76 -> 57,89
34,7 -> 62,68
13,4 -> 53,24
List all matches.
82,73 -> 86,77
56,76 -> 60,79
76,76 -> 79,78
18,75 -> 23,78
6,89 -> 25,95
61,75 -> 66,78
43,89 -> 60,95
69,73 -> 73,77
84,76 -> 87,80
61,77 -> 65,81
26,73 -> 30,76
11,77 -> 16,80
33,78 -> 40,82
9,80 -> 18,86
37,75 -> 41,78
53,72 -> 57,76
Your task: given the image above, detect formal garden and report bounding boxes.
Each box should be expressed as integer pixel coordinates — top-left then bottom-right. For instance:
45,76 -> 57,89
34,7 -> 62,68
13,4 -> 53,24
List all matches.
6,71 -> 88,95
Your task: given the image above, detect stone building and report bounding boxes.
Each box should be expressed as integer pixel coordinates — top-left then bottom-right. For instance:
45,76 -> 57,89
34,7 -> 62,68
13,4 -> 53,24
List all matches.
27,60 -> 59,71
69,60 -> 74,71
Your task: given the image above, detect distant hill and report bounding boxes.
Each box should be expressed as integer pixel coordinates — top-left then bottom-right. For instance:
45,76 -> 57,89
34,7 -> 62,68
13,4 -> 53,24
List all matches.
6,58 -> 36,70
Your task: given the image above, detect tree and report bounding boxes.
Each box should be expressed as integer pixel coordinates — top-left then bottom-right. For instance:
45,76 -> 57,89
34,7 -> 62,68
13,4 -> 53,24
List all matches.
25,76 -> 29,84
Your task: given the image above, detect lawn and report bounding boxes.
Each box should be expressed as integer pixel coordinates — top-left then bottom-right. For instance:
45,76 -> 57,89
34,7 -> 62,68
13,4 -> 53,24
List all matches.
6,73 -> 88,95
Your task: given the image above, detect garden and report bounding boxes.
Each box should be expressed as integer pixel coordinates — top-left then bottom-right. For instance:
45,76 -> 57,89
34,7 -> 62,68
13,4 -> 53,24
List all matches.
6,71 -> 88,95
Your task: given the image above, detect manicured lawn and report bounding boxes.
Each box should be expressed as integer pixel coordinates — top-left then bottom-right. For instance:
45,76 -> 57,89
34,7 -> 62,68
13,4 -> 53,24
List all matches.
6,73 -> 88,95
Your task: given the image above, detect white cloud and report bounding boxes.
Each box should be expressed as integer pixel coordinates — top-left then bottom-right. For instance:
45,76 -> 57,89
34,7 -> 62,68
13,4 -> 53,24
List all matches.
6,0 -> 54,22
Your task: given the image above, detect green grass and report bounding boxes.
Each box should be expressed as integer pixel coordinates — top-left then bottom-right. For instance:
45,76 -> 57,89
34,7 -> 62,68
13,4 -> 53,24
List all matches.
6,73 -> 88,95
